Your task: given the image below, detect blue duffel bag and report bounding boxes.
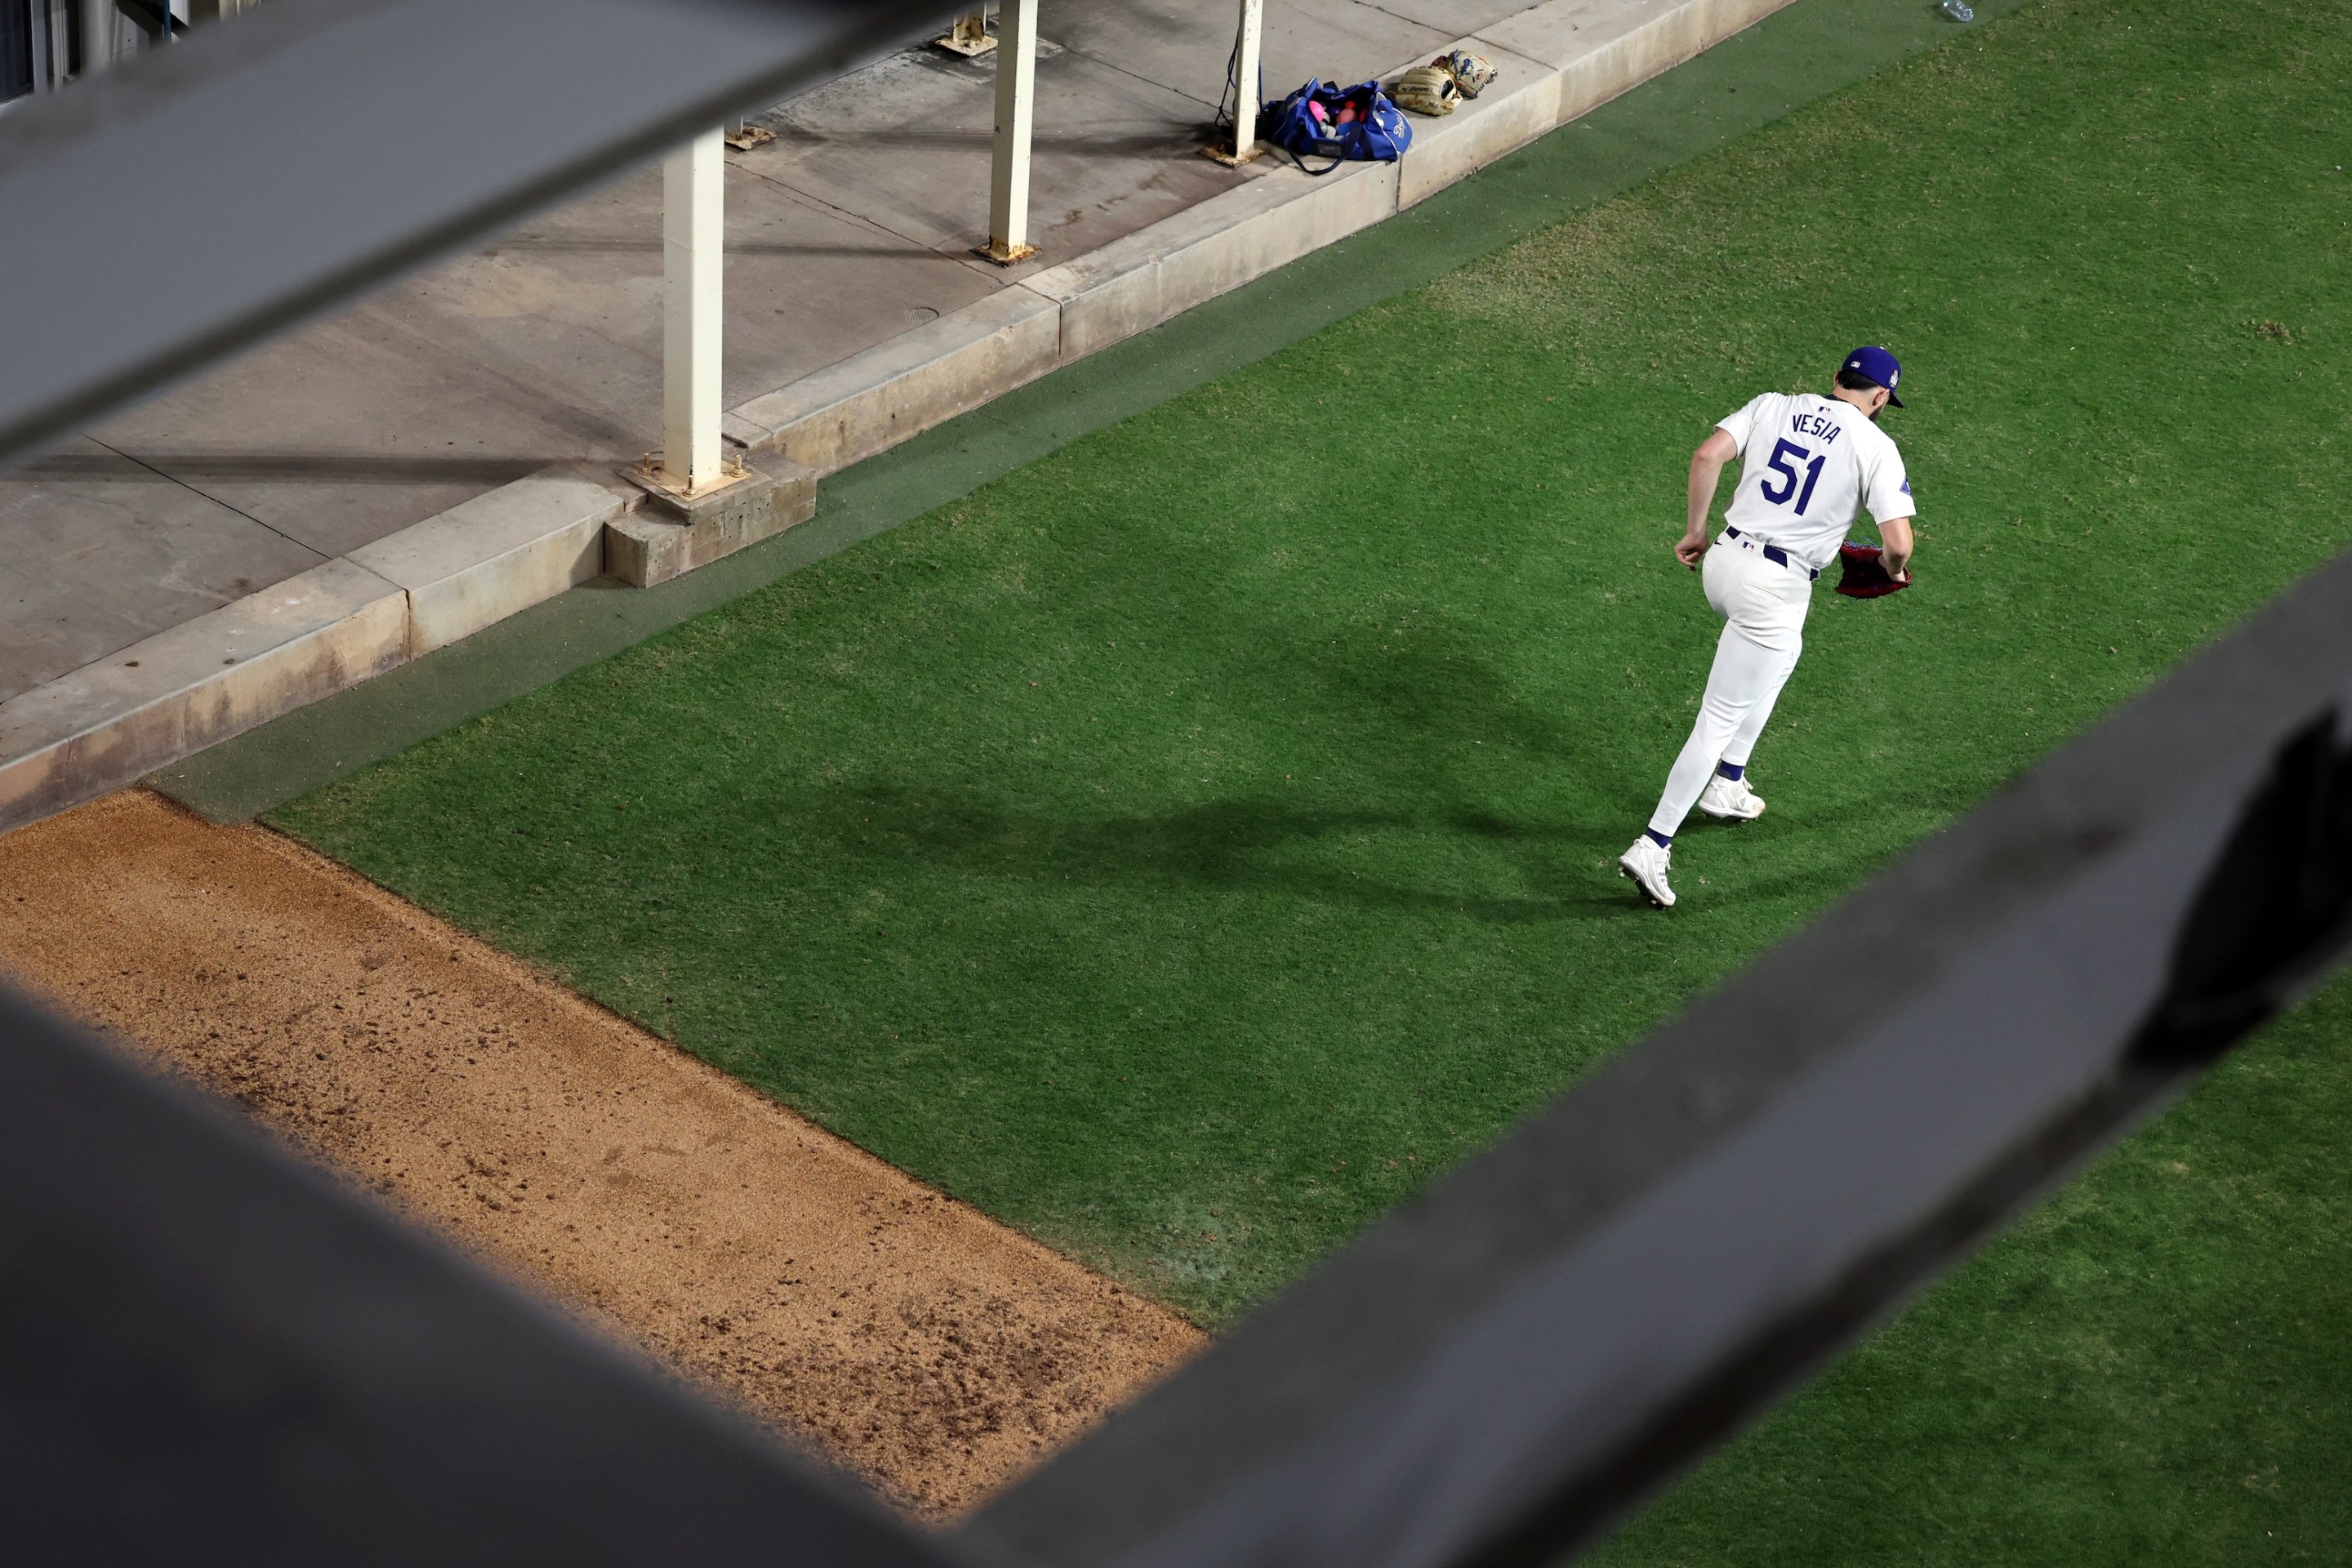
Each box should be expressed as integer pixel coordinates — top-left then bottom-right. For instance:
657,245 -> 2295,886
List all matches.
1263,78 -> 1411,174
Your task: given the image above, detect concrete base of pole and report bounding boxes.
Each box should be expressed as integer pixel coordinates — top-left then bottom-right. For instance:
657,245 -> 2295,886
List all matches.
973,239 -> 1040,266
935,9 -> 996,56
1197,141 -> 1266,167
607,458 -> 814,587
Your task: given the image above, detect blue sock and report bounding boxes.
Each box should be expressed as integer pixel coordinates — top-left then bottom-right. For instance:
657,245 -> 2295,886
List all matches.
1645,827 -> 1673,849
1716,760 -> 1744,782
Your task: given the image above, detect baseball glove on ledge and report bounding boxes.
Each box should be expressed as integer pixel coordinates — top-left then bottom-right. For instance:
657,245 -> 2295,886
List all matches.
1835,541 -> 1910,599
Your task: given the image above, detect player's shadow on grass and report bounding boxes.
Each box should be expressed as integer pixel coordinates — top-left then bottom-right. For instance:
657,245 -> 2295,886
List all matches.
731,623 -> 1709,921
768,783 -> 1633,922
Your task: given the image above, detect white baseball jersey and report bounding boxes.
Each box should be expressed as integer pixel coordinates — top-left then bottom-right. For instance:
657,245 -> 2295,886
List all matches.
1717,392 -> 1913,572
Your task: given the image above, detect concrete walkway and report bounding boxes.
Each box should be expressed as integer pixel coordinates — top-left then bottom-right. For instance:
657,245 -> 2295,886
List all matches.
0,0 -> 1797,833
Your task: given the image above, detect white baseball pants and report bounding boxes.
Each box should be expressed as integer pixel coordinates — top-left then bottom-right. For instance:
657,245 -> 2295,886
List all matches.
1646,533 -> 1813,839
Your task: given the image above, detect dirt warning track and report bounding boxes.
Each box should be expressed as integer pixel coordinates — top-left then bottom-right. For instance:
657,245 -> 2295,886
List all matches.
0,791 -> 1200,1518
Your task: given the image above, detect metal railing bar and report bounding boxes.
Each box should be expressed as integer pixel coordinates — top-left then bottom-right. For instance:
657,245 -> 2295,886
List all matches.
960,546 -> 2352,1568
0,0 -> 959,469
0,984 -> 961,1565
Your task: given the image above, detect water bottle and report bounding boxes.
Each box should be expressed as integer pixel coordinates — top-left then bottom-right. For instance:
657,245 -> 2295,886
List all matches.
1940,0 -> 1975,18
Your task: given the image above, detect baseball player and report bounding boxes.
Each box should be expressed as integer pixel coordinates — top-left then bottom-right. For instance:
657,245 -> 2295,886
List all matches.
1618,346 -> 1916,908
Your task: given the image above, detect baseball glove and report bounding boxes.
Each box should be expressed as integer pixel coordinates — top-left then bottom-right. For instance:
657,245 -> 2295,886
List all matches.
1834,541 -> 1910,599
1441,49 -> 1499,98
1392,64 -> 1461,116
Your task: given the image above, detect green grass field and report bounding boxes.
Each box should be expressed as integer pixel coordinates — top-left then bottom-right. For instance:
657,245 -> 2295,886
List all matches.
272,0 -> 2350,1557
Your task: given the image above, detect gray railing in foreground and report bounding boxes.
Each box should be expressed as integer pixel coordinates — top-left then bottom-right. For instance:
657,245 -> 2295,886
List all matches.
8,544 -> 2349,1564
959,543 -> 2352,1568
0,983 -> 959,1568
0,0 -> 960,468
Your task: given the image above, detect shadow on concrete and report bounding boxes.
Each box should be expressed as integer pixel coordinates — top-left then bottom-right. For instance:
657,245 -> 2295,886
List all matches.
761,127 -> 1216,158
494,238 -> 949,261
15,453 -> 553,487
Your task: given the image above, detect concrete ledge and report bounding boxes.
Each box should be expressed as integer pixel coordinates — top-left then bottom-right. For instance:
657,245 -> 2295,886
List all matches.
1159,159 -> 1401,329
1395,40 -> 1563,208
1020,242 -> 1157,367
1482,0 -> 1681,72
1487,0 -> 1797,122
349,464 -> 634,657
731,287 -> 1062,476
0,560 -> 408,834
1032,158 -> 1401,363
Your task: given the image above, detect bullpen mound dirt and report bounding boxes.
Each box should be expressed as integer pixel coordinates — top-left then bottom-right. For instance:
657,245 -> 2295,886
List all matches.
0,790 -> 1201,1518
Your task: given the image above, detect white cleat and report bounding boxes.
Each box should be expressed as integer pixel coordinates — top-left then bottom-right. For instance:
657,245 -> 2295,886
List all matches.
1699,774 -> 1766,821
1618,835 -> 1677,908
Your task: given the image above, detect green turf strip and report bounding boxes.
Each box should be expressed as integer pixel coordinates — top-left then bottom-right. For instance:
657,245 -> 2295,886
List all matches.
272,0 -> 2351,1555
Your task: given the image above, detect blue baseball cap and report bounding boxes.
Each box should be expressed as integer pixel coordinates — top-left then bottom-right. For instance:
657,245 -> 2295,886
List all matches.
1842,345 -> 1904,407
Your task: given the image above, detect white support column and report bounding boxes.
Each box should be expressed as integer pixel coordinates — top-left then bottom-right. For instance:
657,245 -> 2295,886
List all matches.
660,128 -> 725,494
30,0 -> 56,92
79,0 -> 111,75
1201,0 -> 1265,166
1228,0 -> 1263,163
980,0 -> 1037,265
